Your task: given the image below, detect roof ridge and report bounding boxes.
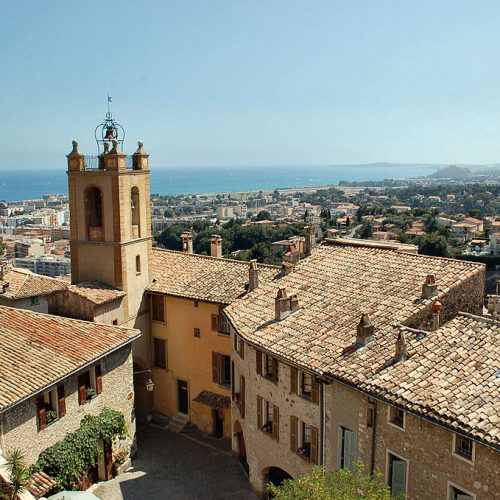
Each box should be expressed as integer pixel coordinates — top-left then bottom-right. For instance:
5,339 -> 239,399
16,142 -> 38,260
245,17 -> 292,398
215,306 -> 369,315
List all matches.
152,247 -> 280,269
457,311 -> 500,326
0,304 -> 138,332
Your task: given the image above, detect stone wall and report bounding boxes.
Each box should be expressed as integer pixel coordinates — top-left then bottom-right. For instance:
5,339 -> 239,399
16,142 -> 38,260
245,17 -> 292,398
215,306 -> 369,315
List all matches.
0,346 -> 136,466
232,339 -> 322,493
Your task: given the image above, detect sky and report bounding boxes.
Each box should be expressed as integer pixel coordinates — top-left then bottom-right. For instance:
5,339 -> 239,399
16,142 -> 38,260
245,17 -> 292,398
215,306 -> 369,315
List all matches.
1,1 -> 500,169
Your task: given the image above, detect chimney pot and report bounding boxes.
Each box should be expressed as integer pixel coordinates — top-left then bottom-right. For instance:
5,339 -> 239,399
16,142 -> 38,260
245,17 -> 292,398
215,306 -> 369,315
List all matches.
248,259 -> 259,291
280,262 -> 293,277
181,232 -> 193,254
356,313 -> 375,345
422,274 -> 438,299
394,327 -> 408,362
210,235 -> 223,258
275,287 -> 290,321
1,282 -> 9,294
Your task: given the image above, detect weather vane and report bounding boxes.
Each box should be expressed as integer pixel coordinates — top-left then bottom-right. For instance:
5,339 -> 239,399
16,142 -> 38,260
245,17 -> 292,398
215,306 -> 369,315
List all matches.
94,95 -> 125,154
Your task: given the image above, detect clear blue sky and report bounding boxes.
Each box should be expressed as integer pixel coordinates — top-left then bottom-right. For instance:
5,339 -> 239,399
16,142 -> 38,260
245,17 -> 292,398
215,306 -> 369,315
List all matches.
1,1 -> 500,168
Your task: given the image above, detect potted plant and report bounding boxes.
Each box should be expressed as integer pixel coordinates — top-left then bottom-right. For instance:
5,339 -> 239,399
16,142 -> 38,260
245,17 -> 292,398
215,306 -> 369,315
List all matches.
113,447 -> 130,476
46,410 -> 57,424
86,387 -> 95,400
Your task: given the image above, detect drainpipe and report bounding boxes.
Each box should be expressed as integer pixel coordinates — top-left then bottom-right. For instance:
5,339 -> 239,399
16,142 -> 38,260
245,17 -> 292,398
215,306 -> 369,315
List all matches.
370,400 -> 378,474
320,382 -> 326,465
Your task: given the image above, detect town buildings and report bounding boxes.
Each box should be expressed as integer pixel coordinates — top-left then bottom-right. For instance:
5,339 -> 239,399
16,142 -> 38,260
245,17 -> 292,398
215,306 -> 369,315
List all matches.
224,239 -> 499,497
0,305 -> 140,466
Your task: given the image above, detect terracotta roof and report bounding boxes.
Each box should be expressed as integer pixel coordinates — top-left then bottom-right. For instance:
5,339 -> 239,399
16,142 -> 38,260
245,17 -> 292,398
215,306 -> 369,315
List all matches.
359,314 -> 499,448
149,248 -> 280,304
0,268 -> 67,300
68,280 -> 126,305
193,390 -> 231,409
0,305 -> 140,413
225,241 -> 484,377
27,471 -> 56,498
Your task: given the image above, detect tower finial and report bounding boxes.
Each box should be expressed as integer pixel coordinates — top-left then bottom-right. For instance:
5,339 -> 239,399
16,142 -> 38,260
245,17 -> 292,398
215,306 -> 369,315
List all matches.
94,97 -> 125,154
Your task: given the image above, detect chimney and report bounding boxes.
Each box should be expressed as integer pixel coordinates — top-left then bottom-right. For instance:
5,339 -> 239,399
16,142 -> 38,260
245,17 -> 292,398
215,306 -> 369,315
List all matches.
356,313 -> 375,345
421,274 -> 438,299
280,262 -> 294,277
304,225 -> 316,257
394,328 -> 408,362
275,288 -> 290,321
181,232 -> 193,254
326,228 -> 339,239
210,235 -> 223,258
432,299 -> 442,330
1,282 -> 9,294
289,294 -> 299,312
282,243 -> 300,265
487,295 -> 500,316
248,259 -> 259,291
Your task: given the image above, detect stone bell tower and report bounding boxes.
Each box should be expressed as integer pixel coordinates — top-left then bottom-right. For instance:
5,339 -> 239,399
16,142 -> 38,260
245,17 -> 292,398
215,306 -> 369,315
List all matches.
66,109 -> 152,328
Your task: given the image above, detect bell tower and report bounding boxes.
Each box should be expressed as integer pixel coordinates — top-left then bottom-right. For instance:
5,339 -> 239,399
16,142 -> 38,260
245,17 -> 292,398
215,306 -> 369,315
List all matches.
67,109 -> 152,327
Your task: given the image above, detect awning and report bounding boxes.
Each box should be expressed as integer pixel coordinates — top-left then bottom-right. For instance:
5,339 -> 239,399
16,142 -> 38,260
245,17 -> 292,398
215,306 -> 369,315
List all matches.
193,390 -> 231,410
27,471 -> 56,499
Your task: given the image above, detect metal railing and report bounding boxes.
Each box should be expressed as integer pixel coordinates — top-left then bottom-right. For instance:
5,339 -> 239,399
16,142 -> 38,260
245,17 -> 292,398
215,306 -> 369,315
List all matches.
82,155 -> 136,171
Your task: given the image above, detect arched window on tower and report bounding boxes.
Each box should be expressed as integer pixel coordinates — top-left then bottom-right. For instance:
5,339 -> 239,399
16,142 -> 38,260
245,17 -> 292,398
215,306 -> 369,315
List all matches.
131,187 -> 140,238
85,187 -> 103,241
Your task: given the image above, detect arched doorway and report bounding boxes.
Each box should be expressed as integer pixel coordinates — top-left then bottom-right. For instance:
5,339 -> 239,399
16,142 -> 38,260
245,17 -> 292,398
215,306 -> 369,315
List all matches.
262,467 -> 293,498
233,421 -> 248,474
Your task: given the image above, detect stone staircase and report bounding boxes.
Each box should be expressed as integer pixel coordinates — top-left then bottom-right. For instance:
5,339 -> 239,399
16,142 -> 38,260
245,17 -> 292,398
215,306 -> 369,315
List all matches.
166,413 -> 190,433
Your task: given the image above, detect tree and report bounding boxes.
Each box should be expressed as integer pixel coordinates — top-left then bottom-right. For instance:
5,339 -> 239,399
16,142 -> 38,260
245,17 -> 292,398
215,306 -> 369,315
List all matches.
255,210 -> 271,221
417,234 -> 449,257
268,465 -> 395,500
0,449 -> 30,500
425,215 -> 439,233
358,221 -> 373,239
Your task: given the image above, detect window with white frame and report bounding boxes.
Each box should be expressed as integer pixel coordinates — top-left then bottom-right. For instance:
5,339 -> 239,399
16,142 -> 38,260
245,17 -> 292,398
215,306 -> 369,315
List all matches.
387,452 -> 407,497
388,405 -> 405,428
453,434 -> 474,462
449,483 -> 474,500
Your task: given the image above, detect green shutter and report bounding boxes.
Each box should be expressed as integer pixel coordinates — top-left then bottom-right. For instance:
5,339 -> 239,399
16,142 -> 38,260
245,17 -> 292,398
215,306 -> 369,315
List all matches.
391,459 -> 407,497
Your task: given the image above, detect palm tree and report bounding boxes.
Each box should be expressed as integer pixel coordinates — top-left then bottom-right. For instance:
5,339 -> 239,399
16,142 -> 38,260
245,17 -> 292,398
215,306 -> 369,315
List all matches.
0,449 -> 30,500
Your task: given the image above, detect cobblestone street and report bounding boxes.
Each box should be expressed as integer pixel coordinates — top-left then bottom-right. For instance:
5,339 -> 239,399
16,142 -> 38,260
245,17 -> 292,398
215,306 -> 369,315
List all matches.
92,425 -> 257,500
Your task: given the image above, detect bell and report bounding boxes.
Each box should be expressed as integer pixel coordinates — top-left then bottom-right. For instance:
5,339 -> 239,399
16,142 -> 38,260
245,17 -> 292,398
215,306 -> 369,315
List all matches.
104,126 -> 115,140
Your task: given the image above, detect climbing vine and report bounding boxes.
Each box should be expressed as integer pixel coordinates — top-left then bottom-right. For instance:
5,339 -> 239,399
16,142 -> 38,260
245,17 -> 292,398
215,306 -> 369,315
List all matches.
32,408 -> 128,490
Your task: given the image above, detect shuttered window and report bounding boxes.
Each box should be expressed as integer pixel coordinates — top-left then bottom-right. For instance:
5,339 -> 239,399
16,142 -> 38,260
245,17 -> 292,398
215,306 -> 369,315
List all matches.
154,338 -> 167,369
257,396 -> 279,441
291,416 -> 318,464
211,314 -> 219,332
219,307 -> 230,335
234,335 -> 245,359
256,349 -> 262,375
151,294 -> 166,323
37,395 -> 47,431
77,365 -> 102,405
340,426 -> 356,468
388,453 -> 407,497
290,367 -> 298,394
57,384 -> 66,417
212,352 -> 231,387
240,375 -> 245,419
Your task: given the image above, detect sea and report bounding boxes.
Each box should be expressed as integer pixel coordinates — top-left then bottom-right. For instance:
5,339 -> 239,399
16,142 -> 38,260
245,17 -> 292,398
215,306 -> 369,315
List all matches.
0,164 -> 438,201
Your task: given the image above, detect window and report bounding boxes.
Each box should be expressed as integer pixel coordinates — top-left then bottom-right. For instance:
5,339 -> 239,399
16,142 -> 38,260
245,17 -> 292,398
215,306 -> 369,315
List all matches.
290,367 -> 319,403
264,354 -> 278,382
154,338 -> 167,369
257,395 -> 279,440
290,416 -> 318,464
135,255 -> 141,275
388,405 -> 405,429
77,365 -> 102,405
234,334 -> 245,359
366,404 -> 375,428
212,307 -> 230,335
151,294 -> 166,323
212,353 -> 231,387
453,434 -> 475,462
112,319 -> 118,325
130,187 -> 140,237
340,426 -> 356,469
194,327 -> 201,338
234,374 -> 245,418
30,296 -> 40,306
449,484 -> 474,500
85,187 -> 103,240
194,301 -> 199,307
387,453 -> 407,497
36,384 -> 66,430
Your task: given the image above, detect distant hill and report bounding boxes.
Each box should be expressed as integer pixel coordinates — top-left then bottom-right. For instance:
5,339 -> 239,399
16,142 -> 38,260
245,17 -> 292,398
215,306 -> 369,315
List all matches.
428,165 -> 472,179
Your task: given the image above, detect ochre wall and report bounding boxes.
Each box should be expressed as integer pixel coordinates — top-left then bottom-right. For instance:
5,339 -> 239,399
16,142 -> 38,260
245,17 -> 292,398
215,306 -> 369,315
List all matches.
151,295 -> 232,437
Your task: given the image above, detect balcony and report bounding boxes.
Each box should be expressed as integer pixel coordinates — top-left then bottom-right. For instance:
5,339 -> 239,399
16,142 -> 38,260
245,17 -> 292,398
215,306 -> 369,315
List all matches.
88,226 -> 103,241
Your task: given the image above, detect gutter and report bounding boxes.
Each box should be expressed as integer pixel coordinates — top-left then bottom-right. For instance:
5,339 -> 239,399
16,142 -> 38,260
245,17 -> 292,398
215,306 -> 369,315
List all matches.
0,330 -> 141,415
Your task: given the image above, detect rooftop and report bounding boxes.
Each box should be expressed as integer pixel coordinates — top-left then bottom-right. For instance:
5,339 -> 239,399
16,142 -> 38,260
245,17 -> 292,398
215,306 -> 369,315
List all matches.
225,241 -> 484,377
360,314 -> 499,448
149,248 -> 280,304
0,268 -> 67,300
0,305 -> 140,413
67,280 -> 126,306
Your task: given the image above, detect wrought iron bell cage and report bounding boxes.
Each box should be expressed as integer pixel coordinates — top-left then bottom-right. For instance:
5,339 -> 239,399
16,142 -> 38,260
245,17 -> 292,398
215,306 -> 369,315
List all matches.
94,110 -> 125,154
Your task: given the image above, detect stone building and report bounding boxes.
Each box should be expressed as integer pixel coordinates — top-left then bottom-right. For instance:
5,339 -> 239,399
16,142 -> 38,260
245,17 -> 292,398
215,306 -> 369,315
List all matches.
146,238 -> 278,437
0,267 -> 67,313
224,239 -> 499,497
0,305 -> 140,468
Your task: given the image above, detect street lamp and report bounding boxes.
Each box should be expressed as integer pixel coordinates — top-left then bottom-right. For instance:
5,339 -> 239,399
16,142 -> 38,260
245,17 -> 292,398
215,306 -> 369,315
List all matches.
133,369 -> 155,392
